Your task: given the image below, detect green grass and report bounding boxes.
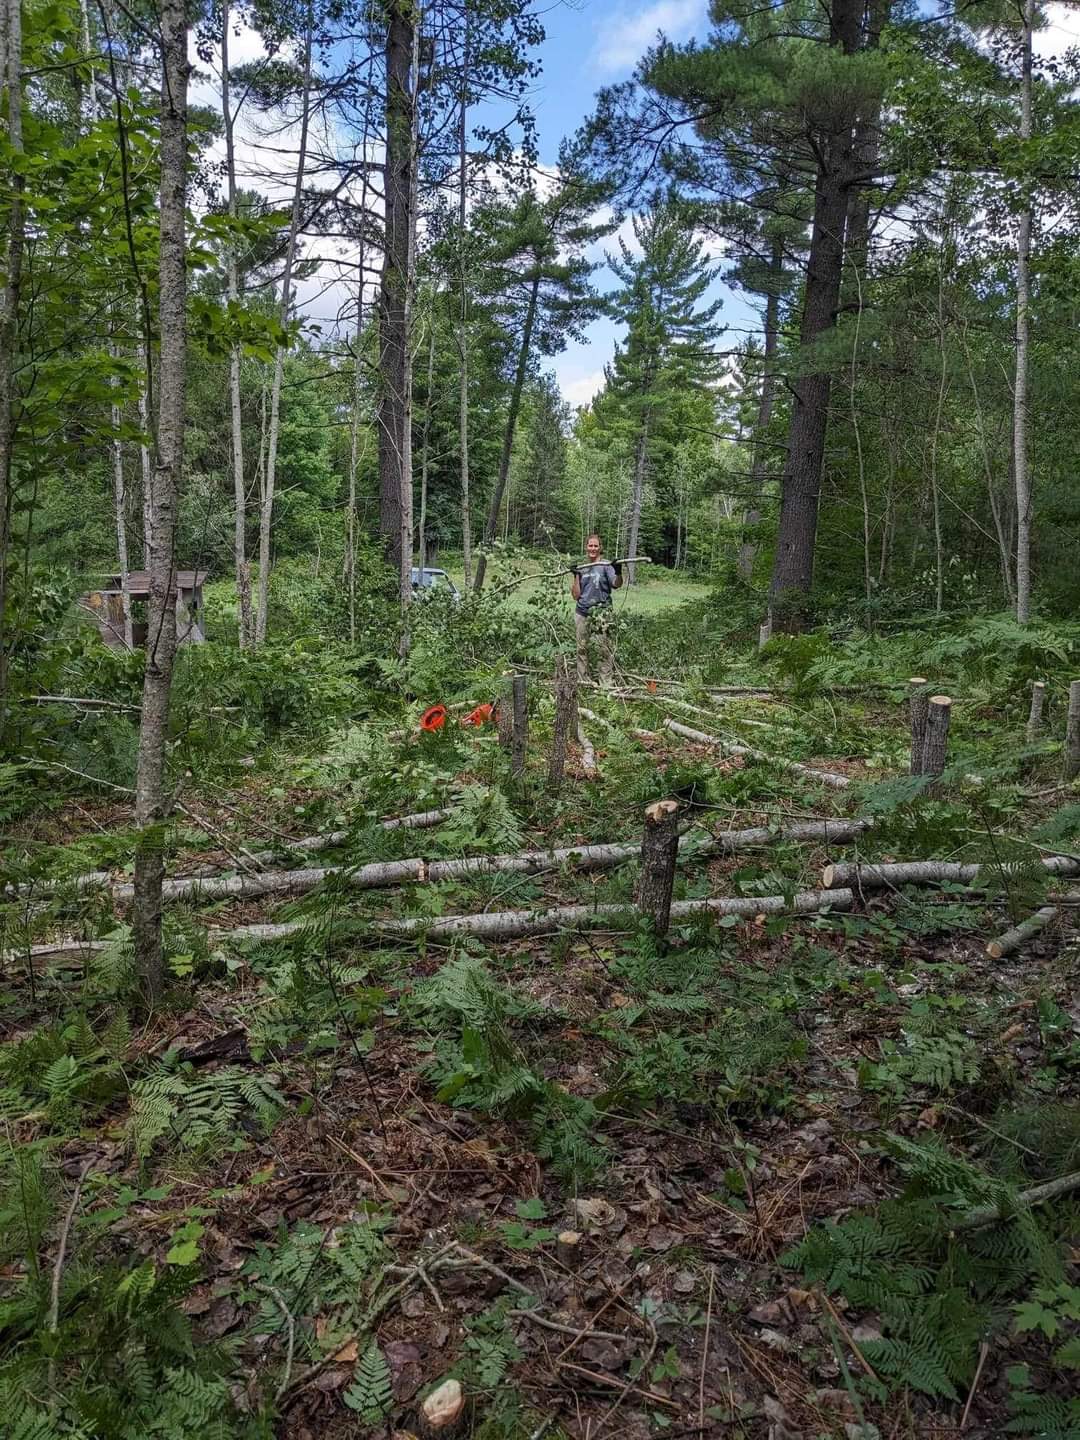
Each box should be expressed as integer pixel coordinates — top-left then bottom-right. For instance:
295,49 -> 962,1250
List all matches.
446,560 -> 708,616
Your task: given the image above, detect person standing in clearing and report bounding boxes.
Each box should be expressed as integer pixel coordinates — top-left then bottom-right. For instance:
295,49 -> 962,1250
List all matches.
571,533 -> 623,684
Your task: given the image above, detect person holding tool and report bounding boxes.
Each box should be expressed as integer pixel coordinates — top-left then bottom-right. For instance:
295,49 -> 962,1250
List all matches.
571,533 -> 623,684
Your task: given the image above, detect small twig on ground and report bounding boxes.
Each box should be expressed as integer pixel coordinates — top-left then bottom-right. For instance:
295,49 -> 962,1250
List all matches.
47,1160 -> 92,1388
557,1358 -> 677,1410
960,1339 -> 990,1430
816,1288 -> 879,1383
327,1135 -> 400,1204
507,1308 -> 628,1345
699,1265 -> 715,1430
254,1281 -> 296,1403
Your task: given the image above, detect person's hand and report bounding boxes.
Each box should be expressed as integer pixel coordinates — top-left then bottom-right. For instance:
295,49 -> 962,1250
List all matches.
613,561 -> 623,578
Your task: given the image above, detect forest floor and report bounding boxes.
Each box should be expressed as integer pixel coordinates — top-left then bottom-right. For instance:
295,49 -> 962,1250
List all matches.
3,636 -> 1080,1440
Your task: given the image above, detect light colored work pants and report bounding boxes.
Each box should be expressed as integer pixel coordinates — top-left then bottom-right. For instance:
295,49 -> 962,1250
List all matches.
575,607 -> 614,685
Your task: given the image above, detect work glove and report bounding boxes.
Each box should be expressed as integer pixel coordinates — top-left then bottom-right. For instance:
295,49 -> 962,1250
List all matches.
613,562 -> 623,578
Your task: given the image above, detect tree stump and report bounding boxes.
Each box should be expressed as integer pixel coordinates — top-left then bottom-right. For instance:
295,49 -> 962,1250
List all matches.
511,673 -> 528,778
1065,680 -> 1080,781
548,658 -> 577,792
908,677 -> 929,775
758,613 -> 773,651
1026,680 -> 1047,745
495,679 -> 514,752
419,1378 -> 465,1437
921,695 -> 952,784
637,799 -> 680,937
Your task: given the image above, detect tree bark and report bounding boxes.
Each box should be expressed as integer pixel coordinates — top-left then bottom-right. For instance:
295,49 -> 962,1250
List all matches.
132,0 -> 188,1005
222,888 -> 856,946
823,856 -> 1080,890
109,372 -> 134,650
511,672 -> 528,777
920,694 -> 951,780
377,0 -> 418,623
1026,680 -> 1046,745
0,0 -> 25,728
472,271 -> 541,592
255,13 -> 312,645
548,657 -> 576,792
986,895 -> 1078,959
1013,0 -> 1034,624
221,0 -> 252,648
737,243 -> 781,583
767,0 -> 863,624
908,676 -> 929,775
638,799 -> 679,936
1064,679 -> 1080,781
457,27 -> 472,586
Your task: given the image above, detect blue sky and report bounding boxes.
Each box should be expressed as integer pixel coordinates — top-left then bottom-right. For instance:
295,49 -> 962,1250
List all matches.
522,0 -> 759,407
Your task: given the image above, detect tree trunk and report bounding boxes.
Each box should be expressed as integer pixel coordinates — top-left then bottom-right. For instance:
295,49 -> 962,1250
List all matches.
221,0 -> 252,648
255,14 -> 312,645
377,0 -> 418,625
511,672 -> 528,778
625,416 -> 650,586
472,271 -> 541,592
109,357 -> 134,649
132,0 -> 188,1006
548,657 -> 576,793
737,242 -> 781,583
824,857 -> 1080,891
457,32 -> 472,587
638,799 -> 679,936
345,93 -> 373,644
0,0 -> 25,728
767,0 -> 862,624
962,335 -> 1015,608
908,676 -> 929,774
920,694 -> 951,781
1026,680 -> 1046,745
418,318 -> 435,572
1064,679 -> 1080,781
1014,0 -> 1034,624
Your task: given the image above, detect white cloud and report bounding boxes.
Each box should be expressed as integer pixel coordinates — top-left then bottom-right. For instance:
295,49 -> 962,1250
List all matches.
592,0 -> 707,77
558,366 -> 608,409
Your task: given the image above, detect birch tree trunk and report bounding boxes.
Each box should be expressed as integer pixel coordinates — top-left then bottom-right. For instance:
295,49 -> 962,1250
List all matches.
222,0 -> 252,648
132,0 -> 188,1004
255,15 -> 313,645
139,344 -> 153,563
1014,0 -> 1034,624
736,242 -> 781,583
377,0 -> 418,627
472,271 -> 541,592
0,0 -> 25,728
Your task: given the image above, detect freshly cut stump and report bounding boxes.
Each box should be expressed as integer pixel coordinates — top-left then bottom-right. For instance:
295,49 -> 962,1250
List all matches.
420,1378 -> 465,1437
638,799 -> 680,936
908,677 -> 929,775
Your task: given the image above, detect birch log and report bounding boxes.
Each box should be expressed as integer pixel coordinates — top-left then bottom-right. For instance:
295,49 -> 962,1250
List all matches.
664,720 -> 851,789
638,799 -> 679,935
221,888 -> 856,946
909,677 -> 929,775
823,856 -> 1080,890
1064,680 -> 1080,781
986,894 -> 1080,959
1026,681 -> 1047,745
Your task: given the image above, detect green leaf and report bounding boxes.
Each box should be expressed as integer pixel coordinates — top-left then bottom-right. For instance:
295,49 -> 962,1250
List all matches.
515,1196 -> 547,1220
1014,1300 -> 1059,1339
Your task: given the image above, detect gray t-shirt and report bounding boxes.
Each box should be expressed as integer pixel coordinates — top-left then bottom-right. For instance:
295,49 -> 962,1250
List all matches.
575,562 -> 617,617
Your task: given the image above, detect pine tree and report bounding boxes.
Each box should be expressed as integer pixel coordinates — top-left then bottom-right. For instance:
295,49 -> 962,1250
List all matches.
594,206 -> 722,583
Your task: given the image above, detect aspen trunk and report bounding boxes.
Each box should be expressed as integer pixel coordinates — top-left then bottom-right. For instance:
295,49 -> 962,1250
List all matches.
737,244 -> 781,583
221,0 -> 252,648
138,344 -> 153,563
1026,680 -> 1047,745
921,695 -> 951,781
986,895 -> 1078,960
1014,0 -> 1034,624
496,679 -> 514,752
0,0 -> 25,725
548,659 -> 576,792
472,271 -> 541,592
255,15 -> 312,645
511,673 -> 528,778
638,799 -> 679,936
377,0 -> 417,625
456,36 -> 472,587
1064,680 -> 1080,781
132,0 -> 188,1004
109,354 -> 134,649
908,677 -> 929,775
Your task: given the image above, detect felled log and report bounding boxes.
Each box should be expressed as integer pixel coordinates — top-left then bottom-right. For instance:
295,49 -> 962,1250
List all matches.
664,720 -> 851,790
638,800 -> 679,935
220,888 -> 856,946
985,891 -> 1080,958
823,856 -> 1080,891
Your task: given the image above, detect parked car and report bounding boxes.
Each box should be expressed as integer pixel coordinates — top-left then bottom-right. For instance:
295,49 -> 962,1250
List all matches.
410,567 -> 460,601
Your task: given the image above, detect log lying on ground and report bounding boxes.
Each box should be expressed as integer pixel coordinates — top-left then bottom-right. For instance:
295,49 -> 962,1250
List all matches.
219,887 -> 856,945
2,806 -> 454,900
986,891 -> 1080,958
664,720 -> 851,790
823,856 -> 1080,890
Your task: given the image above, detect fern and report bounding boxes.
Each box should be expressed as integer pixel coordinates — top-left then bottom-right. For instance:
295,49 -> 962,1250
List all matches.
130,1064 -> 284,1159
343,1343 -> 393,1424
440,783 -> 523,854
